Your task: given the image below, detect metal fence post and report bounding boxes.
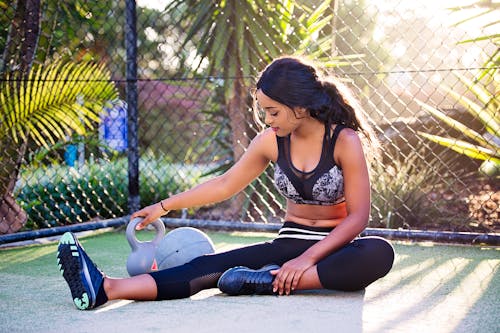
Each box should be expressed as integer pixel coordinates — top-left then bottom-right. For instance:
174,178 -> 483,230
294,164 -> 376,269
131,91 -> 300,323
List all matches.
125,0 -> 140,213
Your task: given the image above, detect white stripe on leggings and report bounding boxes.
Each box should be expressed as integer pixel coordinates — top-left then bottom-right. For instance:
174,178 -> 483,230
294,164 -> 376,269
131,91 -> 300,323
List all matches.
276,234 -> 327,240
278,227 -> 331,236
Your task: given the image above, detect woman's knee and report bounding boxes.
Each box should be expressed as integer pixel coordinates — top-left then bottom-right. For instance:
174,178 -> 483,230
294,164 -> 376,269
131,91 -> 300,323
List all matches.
358,236 -> 395,275
317,237 -> 395,291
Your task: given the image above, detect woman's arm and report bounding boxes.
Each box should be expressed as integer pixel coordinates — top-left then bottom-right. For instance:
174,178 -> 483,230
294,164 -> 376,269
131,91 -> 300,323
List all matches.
131,129 -> 276,229
273,128 -> 371,294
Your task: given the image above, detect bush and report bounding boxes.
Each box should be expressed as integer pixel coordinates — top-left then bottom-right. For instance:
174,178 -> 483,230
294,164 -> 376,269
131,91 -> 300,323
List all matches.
370,151 -> 469,229
16,156 -> 204,229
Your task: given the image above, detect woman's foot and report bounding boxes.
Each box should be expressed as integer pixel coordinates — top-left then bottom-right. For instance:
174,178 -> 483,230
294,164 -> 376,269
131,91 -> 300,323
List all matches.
56,232 -> 108,310
217,264 -> 280,296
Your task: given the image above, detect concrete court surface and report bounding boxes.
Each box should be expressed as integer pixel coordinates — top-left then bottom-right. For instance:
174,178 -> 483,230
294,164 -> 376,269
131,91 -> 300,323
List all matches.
2,273 -> 495,333
0,231 -> 498,333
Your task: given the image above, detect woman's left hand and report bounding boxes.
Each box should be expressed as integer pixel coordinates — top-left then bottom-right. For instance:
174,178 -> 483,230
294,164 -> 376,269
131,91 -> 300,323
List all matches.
271,255 -> 316,295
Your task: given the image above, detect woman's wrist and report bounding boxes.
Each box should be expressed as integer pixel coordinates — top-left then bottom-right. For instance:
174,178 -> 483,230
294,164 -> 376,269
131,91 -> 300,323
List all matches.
159,200 -> 170,214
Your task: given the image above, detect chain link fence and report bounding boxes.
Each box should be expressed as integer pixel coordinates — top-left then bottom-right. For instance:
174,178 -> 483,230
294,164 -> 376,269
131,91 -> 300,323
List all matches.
0,0 -> 498,238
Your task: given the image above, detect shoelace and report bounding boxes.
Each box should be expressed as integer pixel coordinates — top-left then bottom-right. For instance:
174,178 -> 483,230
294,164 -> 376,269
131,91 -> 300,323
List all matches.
242,271 -> 273,293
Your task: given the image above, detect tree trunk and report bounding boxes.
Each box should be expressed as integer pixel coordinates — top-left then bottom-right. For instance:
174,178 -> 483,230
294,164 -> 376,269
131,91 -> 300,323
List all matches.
0,129 -> 29,234
0,136 -> 27,195
0,0 -> 41,233
226,74 -> 251,220
1,0 -> 40,77
0,193 -> 28,234
227,77 -> 250,162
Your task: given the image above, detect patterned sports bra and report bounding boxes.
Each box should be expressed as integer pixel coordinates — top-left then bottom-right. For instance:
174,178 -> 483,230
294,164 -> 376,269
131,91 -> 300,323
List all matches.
274,125 -> 345,206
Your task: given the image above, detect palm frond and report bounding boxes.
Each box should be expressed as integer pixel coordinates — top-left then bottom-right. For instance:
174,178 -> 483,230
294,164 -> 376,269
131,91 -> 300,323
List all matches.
457,33 -> 500,44
440,84 -> 500,137
0,60 -> 118,148
414,99 -> 497,150
418,132 -> 500,161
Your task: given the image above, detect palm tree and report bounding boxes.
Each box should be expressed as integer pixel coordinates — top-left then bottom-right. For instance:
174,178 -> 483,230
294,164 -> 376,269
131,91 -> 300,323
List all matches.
416,72 -> 499,176
164,0 -> 338,156
163,0 -> 337,216
0,61 -> 118,233
418,1 -> 500,176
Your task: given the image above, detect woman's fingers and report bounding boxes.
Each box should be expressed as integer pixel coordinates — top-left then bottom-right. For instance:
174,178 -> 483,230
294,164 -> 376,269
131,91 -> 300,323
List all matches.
136,216 -> 152,230
272,264 -> 308,295
283,272 -> 295,295
290,271 -> 303,292
130,203 -> 165,230
275,271 -> 289,295
271,269 -> 280,293
273,269 -> 298,295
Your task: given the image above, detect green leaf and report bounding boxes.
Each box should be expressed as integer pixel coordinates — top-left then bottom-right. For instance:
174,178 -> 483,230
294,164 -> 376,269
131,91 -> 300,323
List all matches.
451,8 -> 497,27
457,33 -> 500,44
0,60 -> 118,148
453,73 -> 492,107
414,99 -> 497,150
477,49 -> 500,81
418,132 -> 499,160
307,15 -> 333,35
306,0 -> 332,27
441,85 -> 500,137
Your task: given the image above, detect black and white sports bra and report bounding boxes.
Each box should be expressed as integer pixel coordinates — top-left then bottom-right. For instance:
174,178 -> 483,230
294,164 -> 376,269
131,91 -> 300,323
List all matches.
274,125 -> 345,206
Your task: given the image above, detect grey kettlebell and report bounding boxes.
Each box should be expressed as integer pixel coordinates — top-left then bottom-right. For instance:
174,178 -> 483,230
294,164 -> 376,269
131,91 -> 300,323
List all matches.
126,217 -> 166,276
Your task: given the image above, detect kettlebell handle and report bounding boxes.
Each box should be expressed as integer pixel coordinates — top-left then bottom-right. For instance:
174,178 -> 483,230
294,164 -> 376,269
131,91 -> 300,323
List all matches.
126,217 -> 166,250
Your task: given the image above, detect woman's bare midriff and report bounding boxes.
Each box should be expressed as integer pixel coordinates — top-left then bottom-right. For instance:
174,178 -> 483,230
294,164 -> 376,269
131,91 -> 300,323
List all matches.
284,200 -> 347,228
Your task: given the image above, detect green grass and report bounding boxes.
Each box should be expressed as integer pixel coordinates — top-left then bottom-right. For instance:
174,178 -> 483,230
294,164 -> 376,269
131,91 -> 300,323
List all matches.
0,229 -> 275,276
0,230 -> 498,333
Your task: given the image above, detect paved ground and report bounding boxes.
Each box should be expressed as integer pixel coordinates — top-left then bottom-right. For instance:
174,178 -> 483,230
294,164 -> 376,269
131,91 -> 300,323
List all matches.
0,230 -> 498,333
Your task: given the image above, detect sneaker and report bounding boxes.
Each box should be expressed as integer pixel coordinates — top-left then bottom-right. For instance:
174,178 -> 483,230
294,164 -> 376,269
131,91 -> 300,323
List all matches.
56,232 -> 107,310
217,264 -> 280,296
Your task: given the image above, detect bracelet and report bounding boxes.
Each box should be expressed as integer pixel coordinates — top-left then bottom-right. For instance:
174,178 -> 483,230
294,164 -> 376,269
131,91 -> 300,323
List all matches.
159,200 -> 170,213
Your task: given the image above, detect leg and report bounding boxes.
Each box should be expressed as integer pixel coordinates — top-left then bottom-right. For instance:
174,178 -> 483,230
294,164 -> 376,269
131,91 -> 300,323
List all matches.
58,231 -> 311,307
217,236 -> 393,295
108,246 -> 318,300
104,274 -> 157,301
151,238 -> 312,300
216,222 -> 338,296
58,232 -> 159,307
316,236 -> 395,291
294,265 -> 323,290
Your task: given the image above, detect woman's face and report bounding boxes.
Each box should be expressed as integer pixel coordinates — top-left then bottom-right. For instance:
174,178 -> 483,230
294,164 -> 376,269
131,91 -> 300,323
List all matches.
255,89 -> 301,136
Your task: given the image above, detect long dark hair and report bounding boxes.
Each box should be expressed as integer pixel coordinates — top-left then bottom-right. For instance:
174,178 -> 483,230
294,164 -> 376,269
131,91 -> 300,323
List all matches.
254,56 -> 379,155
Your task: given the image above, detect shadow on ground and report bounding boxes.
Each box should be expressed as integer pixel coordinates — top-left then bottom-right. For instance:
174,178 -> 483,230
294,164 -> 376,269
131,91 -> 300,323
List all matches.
0,231 -> 498,333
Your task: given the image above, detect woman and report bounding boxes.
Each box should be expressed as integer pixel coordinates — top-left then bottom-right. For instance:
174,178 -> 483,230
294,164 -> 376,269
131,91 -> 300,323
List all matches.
57,56 -> 394,310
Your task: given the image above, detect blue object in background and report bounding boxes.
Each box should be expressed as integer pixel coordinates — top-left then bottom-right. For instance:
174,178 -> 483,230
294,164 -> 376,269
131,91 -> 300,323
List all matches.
64,144 -> 77,167
100,100 -> 128,152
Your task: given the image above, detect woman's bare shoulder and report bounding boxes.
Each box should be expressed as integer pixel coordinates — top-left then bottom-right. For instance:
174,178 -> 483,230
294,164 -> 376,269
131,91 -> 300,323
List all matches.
337,127 -> 362,146
250,128 -> 278,161
334,127 -> 365,166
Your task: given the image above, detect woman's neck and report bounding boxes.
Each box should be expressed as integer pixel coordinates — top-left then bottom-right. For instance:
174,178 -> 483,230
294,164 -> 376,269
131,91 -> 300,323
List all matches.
291,117 -> 325,140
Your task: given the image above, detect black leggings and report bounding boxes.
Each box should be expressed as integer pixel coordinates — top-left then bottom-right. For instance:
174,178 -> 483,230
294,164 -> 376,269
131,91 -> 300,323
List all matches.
149,222 -> 395,300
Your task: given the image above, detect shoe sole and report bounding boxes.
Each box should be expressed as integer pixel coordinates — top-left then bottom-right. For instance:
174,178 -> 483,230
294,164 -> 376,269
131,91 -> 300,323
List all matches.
217,264 -> 280,295
56,232 -> 96,310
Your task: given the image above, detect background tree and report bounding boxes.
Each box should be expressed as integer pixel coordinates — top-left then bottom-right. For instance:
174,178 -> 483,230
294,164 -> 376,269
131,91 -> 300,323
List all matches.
418,1 -> 499,176
160,0 -> 341,216
0,1 -> 118,233
0,0 -> 41,232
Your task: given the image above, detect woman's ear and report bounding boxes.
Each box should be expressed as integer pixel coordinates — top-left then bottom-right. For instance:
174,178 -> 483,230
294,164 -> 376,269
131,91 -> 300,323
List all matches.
294,107 -> 309,118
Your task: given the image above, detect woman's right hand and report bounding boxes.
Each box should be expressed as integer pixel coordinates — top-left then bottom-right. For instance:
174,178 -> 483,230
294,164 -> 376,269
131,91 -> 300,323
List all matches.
130,201 -> 170,230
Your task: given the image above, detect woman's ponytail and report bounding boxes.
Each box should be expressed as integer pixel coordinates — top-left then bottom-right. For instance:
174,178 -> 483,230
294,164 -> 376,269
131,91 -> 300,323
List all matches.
320,80 -> 359,130
320,78 -> 380,160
